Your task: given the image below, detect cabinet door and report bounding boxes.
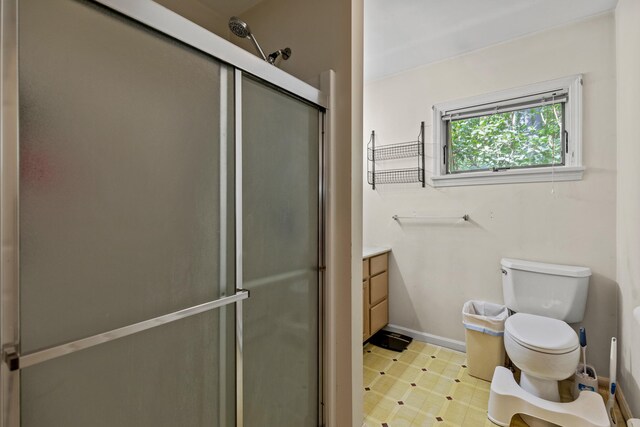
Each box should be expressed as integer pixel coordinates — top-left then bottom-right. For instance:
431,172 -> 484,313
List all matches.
363,280 -> 370,341
370,253 -> 388,276
370,272 -> 388,306
370,299 -> 388,335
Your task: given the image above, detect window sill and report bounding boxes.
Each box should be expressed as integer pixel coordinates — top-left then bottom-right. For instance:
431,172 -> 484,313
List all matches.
430,166 -> 585,188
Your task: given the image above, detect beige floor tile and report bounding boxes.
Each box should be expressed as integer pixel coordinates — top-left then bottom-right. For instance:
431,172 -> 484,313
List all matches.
369,400 -> 396,421
377,394 -> 401,411
365,367 -> 381,387
363,417 -> 381,427
475,378 -> 492,392
371,346 -> 400,360
364,340 -> 626,427
425,358 -> 448,375
408,340 -> 428,352
434,347 -> 456,361
458,370 -> 479,387
451,382 -> 475,404
442,400 -> 470,424
371,375 -> 397,394
389,419 -> 414,427
364,390 -> 386,412
387,382 -> 411,401
398,349 -> 420,365
416,371 -> 440,390
394,405 -> 420,423
461,407 -> 488,426
420,395 -> 446,416
469,387 -> 490,410
430,377 -> 455,396
404,387 -> 430,409
449,352 -> 467,365
367,352 -> 395,372
442,364 -> 464,380
387,362 -> 421,380
411,352 -> 435,368
412,411 -> 438,426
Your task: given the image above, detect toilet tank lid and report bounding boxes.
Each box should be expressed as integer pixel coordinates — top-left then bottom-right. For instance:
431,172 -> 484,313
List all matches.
501,258 -> 591,278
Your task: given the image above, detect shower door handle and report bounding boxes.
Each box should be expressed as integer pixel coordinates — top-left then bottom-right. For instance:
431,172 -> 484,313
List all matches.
3,289 -> 249,372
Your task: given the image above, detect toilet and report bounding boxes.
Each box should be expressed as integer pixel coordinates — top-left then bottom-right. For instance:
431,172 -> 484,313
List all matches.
488,258 -> 609,427
501,258 -> 590,401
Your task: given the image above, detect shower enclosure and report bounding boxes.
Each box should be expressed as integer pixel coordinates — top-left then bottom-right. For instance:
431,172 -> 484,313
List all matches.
0,0 -> 326,426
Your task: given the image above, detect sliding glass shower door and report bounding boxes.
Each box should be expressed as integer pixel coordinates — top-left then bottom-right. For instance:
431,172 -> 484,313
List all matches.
241,76 -> 321,426
12,0 -> 237,426
1,1 -> 325,426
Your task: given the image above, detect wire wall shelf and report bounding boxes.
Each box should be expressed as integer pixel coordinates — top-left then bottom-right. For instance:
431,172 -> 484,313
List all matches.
367,122 -> 426,189
367,140 -> 423,161
367,168 -> 423,185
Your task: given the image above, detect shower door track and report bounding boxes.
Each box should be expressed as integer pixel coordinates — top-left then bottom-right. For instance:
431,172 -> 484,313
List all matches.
0,1 -> 328,426
99,0 -> 327,109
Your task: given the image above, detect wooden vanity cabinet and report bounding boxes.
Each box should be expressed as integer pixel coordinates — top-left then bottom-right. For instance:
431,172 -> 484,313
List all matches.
363,280 -> 370,341
363,251 -> 389,342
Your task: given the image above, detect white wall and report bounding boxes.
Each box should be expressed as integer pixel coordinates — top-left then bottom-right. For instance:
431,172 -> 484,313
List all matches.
615,0 -> 640,416
151,0 -> 230,39
364,13 -> 617,375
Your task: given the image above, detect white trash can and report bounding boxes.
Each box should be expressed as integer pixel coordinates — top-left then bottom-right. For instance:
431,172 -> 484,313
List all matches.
462,300 -> 508,381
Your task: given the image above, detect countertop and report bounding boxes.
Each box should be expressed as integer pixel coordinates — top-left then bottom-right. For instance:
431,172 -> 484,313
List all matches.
363,246 -> 391,259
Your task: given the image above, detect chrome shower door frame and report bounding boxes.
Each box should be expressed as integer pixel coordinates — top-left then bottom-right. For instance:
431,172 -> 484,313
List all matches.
0,0 -> 20,425
0,0 -> 327,426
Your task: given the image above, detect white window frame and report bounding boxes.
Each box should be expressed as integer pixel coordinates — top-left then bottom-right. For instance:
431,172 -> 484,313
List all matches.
431,75 -> 584,187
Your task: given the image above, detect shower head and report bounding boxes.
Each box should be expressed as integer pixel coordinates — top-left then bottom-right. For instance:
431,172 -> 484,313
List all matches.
228,16 -> 267,61
229,16 -> 251,39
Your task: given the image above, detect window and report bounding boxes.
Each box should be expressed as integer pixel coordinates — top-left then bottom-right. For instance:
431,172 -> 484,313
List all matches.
431,75 -> 584,187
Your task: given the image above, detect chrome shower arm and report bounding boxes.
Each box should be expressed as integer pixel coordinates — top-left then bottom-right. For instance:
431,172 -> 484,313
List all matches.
248,34 -> 267,61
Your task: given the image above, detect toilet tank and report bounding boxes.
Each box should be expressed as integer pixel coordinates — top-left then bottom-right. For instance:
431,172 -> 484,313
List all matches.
501,258 -> 591,323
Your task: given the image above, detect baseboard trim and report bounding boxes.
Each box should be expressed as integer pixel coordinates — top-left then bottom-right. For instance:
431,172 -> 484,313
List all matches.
618,387 -> 633,422
384,324 -> 466,353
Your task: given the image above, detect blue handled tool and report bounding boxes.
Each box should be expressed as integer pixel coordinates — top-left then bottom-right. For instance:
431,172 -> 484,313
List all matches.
579,327 -> 587,375
607,337 -> 617,426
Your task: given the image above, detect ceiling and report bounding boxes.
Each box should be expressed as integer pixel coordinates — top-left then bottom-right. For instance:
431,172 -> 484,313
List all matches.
365,0 -> 618,82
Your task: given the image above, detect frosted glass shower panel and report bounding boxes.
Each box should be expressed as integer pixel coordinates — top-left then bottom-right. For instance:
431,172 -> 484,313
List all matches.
242,76 -> 320,426
21,307 -> 236,427
19,0 -> 234,352
18,0 -> 237,425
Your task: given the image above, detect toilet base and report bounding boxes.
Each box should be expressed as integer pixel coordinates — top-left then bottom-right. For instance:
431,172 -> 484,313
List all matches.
520,372 -> 560,402
519,372 -> 561,426
487,367 -> 609,427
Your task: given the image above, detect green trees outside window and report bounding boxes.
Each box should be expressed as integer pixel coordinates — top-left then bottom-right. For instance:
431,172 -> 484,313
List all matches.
448,103 -> 564,173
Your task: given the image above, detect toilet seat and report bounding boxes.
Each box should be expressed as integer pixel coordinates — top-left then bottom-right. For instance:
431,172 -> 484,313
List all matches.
505,313 -> 579,354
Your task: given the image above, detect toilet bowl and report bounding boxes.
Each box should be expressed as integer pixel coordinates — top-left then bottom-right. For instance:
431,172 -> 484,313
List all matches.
504,313 -> 580,402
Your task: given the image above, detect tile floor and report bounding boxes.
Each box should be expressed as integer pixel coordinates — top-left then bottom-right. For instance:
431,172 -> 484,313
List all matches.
363,340 -> 624,427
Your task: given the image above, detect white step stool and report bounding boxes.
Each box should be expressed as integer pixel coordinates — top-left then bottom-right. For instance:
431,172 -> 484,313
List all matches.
488,366 -> 609,427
